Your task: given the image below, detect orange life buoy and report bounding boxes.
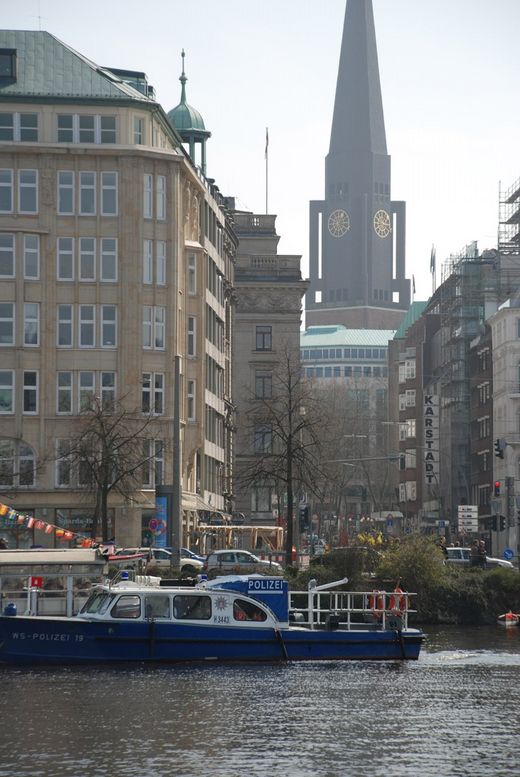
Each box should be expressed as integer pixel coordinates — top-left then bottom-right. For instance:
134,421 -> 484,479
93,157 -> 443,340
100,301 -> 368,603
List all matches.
369,590 -> 385,618
389,586 -> 407,614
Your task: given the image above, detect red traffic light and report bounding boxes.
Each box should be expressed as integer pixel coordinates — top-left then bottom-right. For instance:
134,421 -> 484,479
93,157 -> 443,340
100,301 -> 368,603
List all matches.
494,481 -> 501,496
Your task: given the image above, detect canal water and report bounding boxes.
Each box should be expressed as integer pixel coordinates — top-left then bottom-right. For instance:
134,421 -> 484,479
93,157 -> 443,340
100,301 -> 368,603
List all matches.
1,625 -> 520,777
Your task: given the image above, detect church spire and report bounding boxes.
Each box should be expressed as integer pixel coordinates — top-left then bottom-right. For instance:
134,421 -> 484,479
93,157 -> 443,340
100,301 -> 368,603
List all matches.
179,49 -> 187,104
329,0 -> 387,155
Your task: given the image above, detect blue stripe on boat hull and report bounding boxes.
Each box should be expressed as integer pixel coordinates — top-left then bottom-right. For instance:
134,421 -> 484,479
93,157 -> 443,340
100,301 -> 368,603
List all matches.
0,616 -> 423,664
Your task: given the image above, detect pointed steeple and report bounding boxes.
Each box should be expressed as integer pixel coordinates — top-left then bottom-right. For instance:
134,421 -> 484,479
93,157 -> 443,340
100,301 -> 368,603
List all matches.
167,50 -> 211,175
329,0 -> 386,155
179,49 -> 188,104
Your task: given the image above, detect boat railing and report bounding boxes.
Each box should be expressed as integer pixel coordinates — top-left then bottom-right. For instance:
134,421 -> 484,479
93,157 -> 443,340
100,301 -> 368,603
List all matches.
289,585 -> 417,631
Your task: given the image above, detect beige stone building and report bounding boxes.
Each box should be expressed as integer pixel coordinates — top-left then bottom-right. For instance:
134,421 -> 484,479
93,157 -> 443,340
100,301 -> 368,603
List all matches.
0,32 -> 235,547
230,208 -> 307,523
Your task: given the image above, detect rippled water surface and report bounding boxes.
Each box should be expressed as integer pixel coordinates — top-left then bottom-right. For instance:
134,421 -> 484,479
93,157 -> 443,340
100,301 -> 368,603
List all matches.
1,626 -> 520,777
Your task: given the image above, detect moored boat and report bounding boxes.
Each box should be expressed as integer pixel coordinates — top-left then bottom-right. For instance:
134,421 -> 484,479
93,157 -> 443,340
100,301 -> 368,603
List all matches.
0,573 -> 424,664
497,610 -> 519,628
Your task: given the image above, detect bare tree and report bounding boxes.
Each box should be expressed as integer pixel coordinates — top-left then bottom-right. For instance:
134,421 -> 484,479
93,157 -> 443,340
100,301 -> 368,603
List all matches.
238,346 -> 327,566
58,395 -> 161,541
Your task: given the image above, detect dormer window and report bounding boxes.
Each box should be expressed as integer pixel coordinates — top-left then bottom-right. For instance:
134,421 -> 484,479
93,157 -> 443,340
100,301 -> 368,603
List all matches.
0,49 -> 16,80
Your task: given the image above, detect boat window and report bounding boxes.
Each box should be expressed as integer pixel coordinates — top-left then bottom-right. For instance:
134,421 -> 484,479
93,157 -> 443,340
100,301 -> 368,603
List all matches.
144,594 -> 170,619
111,595 -> 141,619
173,595 -> 211,620
233,598 -> 267,622
81,591 -> 115,615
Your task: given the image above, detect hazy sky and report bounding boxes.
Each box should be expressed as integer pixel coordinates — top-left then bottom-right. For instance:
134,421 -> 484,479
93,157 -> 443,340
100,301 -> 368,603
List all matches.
5,0 -> 520,302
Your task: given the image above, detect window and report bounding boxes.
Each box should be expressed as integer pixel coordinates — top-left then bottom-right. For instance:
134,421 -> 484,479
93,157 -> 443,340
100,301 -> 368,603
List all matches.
134,117 -> 144,145
187,253 -> 196,294
79,237 -> 95,281
405,389 -> 416,407
57,304 -> 73,347
79,171 -> 96,215
254,424 -> 272,454
79,371 -> 95,410
156,240 -> 166,285
143,240 -> 153,284
173,595 -> 211,620
156,175 -> 166,220
143,174 -> 153,218
0,370 -> 14,413
251,485 -> 273,512
56,439 -> 72,487
0,303 -> 14,345
100,116 -> 116,144
18,170 -> 38,213
0,233 -> 14,277
57,237 -> 74,280
101,372 -> 116,410
101,171 -> 117,215
0,169 -> 13,212
23,234 -> 39,279
101,305 -> 117,347
79,305 -> 95,347
143,306 -> 165,350
24,302 -> 39,346
100,238 -> 117,281
57,372 -> 72,414
142,439 -> 164,488
0,439 -> 35,488
187,316 -> 196,356
255,371 -> 272,399
23,370 -> 38,414
57,114 -> 117,144
187,379 -> 195,421
142,372 -> 164,415
0,112 -> 38,142
57,171 -> 74,214
0,50 -> 16,80
256,325 -> 272,351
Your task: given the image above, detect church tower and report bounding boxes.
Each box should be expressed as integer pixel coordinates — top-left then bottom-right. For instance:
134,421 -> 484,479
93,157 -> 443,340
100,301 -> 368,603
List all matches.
306,0 -> 410,329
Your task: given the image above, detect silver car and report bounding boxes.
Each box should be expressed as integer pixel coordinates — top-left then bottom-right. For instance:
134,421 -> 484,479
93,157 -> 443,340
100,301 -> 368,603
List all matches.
203,549 -> 283,576
445,547 -> 514,569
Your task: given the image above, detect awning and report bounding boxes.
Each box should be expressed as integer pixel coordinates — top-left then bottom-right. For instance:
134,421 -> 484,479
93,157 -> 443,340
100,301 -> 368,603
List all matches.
182,493 -> 215,512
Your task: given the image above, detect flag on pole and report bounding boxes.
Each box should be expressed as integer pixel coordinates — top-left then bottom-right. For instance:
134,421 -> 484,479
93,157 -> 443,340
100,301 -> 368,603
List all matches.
412,274 -> 416,295
430,245 -> 436,274
265,127 -> 269,159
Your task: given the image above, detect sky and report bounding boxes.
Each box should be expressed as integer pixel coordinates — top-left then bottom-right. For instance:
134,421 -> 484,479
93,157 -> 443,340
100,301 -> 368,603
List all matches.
5,0 -> 520,303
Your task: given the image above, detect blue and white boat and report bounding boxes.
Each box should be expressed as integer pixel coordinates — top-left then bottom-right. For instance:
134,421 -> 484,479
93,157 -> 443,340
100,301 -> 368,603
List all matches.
0,573 -> 423,664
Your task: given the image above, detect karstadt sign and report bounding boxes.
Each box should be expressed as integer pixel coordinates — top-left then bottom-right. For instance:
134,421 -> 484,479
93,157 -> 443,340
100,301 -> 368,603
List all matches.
424,394 -> 439,485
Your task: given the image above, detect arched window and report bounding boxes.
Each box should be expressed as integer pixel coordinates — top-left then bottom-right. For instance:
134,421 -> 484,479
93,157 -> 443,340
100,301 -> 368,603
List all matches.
0,439 -> 35,487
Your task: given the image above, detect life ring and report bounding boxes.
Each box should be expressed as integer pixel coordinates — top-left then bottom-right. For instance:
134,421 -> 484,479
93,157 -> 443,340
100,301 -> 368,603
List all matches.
389,586 -> 407,614
369,590 -> 385,618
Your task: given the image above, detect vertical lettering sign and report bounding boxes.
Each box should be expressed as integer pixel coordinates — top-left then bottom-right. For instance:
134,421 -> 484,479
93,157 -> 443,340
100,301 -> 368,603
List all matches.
424,394 -> 439,485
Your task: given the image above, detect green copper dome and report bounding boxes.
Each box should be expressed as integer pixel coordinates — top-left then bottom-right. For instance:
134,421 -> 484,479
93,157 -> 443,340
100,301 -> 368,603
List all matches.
167,50 -> 209,135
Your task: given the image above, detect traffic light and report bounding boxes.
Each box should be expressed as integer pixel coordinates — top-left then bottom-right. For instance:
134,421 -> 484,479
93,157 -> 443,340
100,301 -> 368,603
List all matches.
299,506 -> 309,532
491,515 -> 497,532
499,515 -> 506,532
494,480 -> 501,497
494,439 -> 504,458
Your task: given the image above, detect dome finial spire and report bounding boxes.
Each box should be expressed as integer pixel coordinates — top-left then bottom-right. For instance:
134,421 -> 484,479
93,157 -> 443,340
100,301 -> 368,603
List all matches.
180,48 -> 187,103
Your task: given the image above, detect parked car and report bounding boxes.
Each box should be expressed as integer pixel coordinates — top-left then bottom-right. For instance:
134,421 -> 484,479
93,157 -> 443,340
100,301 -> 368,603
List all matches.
113,547 -> 204,576
203,549 -> 283,576
445,547 -> 514,569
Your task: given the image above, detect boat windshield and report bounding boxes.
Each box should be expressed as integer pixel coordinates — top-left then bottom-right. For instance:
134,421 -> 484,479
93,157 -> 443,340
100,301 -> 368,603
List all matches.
80,590 -> 115,615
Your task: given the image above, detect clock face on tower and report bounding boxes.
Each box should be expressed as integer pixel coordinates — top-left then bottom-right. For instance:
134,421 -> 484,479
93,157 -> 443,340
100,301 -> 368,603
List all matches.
373,209 -> 391,238
327,208 -> 351,238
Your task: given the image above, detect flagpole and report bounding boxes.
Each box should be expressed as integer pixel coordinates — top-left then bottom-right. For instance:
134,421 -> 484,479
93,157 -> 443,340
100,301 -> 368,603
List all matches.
265,127 -> 269,214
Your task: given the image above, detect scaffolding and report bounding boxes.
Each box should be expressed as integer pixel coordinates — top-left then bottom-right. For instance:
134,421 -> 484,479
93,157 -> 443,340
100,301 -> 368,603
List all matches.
499,176 -> 520,254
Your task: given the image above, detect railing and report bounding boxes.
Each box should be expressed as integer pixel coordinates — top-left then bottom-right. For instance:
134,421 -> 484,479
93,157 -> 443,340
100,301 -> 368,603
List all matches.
288,583 -> 416,631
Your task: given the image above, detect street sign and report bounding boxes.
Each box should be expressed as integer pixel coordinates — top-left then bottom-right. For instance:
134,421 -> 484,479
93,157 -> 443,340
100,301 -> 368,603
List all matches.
457,505 -> 478,515
457,518 -> 478,531
504,548 -> 514,561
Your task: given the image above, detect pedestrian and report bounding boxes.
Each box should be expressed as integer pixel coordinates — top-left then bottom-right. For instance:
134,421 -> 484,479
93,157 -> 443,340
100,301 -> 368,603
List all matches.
0,537 -> 8,549
478,539 -> 487,569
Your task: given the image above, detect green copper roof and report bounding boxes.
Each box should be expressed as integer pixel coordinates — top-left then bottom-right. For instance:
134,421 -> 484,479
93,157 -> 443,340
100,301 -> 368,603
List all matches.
167,50 -> 208,135
393,301 -> 428,339
301,325 -> 395,347
0,30 -> 154,102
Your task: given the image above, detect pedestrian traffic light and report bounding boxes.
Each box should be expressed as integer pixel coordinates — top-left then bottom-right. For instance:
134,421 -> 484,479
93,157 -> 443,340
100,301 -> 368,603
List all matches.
499,515 -> 506,532
494,439 -> 504,458
494,480 -> 501,497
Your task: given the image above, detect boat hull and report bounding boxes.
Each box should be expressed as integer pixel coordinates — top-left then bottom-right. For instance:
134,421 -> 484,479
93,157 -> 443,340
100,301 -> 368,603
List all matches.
0,615 -> 423,664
